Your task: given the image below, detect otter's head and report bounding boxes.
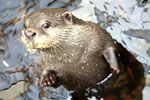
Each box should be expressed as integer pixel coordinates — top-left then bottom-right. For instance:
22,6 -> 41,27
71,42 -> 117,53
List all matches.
21,8 -> 74,51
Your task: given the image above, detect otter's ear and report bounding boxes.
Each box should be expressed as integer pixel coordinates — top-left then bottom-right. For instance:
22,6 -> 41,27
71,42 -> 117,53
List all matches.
62,11 -> 73,24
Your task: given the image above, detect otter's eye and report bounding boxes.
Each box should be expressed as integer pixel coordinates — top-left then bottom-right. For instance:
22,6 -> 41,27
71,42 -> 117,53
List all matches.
42,22 -> 51,29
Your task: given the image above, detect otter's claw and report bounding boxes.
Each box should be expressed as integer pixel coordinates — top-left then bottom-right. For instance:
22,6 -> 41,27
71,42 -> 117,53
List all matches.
42,70 -> 57,87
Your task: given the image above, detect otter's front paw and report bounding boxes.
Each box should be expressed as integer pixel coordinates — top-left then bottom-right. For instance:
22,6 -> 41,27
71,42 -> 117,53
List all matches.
42,70 -> 57,87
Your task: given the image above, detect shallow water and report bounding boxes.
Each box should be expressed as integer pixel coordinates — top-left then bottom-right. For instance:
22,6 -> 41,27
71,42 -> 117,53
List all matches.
0,0 -> 149,100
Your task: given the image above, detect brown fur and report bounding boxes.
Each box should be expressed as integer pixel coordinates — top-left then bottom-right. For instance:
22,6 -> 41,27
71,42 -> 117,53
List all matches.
21,8 -> 145,100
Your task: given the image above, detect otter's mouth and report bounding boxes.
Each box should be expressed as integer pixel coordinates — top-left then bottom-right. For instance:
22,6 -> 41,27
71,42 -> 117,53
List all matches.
21,30 -> 48,49
21,32 -> 34,48
21,30 -> 63,54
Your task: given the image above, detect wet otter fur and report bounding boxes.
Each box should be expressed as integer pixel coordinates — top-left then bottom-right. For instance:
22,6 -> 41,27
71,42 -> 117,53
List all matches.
21,8 -> 145,100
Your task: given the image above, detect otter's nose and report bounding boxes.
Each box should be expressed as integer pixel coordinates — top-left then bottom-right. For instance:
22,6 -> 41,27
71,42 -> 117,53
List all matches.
25,31 -> 36,39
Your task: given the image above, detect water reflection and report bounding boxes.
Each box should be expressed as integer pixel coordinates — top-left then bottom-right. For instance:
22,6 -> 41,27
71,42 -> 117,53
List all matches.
0,0 -> 148,100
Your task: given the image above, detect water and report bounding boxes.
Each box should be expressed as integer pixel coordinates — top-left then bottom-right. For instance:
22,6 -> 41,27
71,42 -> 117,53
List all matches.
0,0 -> 149,100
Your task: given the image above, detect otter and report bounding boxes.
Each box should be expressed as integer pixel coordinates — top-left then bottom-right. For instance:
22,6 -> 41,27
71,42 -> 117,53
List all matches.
21,8 -> 124,99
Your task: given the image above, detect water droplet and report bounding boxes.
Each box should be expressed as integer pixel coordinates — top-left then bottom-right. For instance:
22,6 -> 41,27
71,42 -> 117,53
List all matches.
91,40 -> 95,43
91,88 -> 98,93
64,53 -> 67,56
2,60 -> 9,67
80,45 -> 83,48
98,74 -> 101,77
69,59 -> 72,62
82,66 -> 85,69
114,41 -> 117,44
